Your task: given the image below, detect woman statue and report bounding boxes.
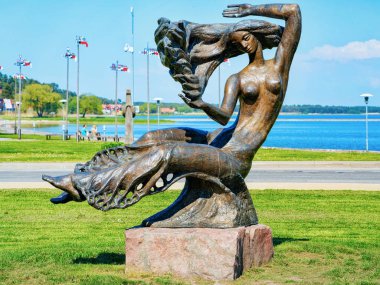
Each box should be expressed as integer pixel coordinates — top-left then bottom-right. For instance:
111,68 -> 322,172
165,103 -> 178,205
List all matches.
45,3 -> 301,228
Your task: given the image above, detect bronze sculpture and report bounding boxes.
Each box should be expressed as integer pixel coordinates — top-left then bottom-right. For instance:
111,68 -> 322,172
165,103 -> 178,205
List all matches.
44,3 -> 301,228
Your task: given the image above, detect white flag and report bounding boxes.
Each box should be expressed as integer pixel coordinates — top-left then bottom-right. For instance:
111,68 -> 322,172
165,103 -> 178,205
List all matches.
124,43 -> 134,53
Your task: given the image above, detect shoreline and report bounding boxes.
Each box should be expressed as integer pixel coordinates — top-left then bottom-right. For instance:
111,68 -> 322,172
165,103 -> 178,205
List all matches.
1,129 -> 379,154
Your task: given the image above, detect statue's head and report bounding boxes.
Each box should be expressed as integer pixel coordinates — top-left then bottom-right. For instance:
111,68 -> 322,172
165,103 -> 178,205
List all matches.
230,31 -> 259,54
155,18 -> 283,99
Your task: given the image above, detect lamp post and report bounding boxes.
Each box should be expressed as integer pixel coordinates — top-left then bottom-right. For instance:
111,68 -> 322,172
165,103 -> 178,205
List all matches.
64,48 -> 76,140
14,77 -> 17,134
153,97 -> 163,127
360,93 -> 374,152
59,99 -> 67,140
14,56 -> 31,140
146,43 -> 150,131
141,46 -> 158,131
131,7 -> 135,103
76,36 -> 88,142
110,61 -> 128,141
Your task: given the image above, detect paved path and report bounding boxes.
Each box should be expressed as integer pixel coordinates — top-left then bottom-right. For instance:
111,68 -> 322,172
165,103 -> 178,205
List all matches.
1,162 -> 379,190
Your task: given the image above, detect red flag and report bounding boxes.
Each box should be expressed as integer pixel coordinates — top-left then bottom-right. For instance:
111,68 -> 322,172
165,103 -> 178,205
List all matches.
79,40 -> 88,47
65,51 -> 76,61
13,74 -> 26,79
23,61 -> 31,67
118,65 -> 128,72
110,63 -> 128,72
141,48 -> 159,56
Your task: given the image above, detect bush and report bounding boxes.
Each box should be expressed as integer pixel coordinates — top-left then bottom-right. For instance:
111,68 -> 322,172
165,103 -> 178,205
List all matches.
100,142 -> 125,150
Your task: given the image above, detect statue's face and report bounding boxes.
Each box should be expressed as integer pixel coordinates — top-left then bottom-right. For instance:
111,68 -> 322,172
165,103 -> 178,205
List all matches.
230,31 -> 258,54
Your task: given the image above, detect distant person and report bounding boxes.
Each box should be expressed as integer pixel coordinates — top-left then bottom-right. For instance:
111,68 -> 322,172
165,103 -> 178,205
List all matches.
81,125 -> 87,140
91,125 -> 97,140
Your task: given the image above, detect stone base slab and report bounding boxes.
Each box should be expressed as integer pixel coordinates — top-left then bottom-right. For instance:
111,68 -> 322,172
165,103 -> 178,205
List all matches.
125,224 -> 273,280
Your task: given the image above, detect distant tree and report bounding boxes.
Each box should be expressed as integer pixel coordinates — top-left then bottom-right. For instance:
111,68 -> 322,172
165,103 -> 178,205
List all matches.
138,102 -> 157,114
74,94 -> 103,118
1,83 -> 14,99
22,84 -> 61,117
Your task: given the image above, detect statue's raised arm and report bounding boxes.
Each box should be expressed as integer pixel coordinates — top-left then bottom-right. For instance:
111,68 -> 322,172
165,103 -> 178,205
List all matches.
223,3 -> 301,90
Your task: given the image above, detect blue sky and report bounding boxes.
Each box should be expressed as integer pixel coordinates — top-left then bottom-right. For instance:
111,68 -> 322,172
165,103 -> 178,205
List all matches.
0,0 -> 379,106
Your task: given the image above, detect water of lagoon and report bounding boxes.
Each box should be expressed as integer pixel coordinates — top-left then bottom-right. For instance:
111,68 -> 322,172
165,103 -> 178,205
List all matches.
26,114 -> 380,151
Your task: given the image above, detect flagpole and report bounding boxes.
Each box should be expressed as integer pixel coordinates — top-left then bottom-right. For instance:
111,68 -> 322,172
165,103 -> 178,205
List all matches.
14,77 -> 17,134
131,7 -> 135,104
115,60 -> 119,141
76,37 -> 80,142
65,48 -> 70,140
18,59 -> 22,140
147,42 -> 150,131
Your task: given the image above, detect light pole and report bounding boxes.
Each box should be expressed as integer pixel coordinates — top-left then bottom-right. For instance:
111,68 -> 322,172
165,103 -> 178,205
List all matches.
153,97 -> 162,127
146,43 -> 150,131
103,125 -> 106,141
110,61 -> 128,141
131,6 -> 135,103
14,56 -> 31,140
76,36 -> 88,142
360,93 -> 374,152
141,46 -> 159,131
64,48 -> 76,140
59,99 -> 67,140
14,75 -> 17,134
124,43 -> 134,141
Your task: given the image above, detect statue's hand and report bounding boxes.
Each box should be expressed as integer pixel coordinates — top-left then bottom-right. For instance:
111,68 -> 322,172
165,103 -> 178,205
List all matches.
223,4 -> 253,18
179,93 -> 205,110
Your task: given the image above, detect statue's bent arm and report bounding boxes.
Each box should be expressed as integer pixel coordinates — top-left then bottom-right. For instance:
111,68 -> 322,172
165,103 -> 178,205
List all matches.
200,74 -> 240,126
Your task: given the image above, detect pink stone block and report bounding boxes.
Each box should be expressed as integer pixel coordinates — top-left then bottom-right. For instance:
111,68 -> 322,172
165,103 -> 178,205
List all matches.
125,224 -> 273,280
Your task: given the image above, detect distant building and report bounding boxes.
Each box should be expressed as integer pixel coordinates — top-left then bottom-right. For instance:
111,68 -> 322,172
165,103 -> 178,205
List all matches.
160,107 -> 176,114
0,98 -> 14,112
102,103 -> 123,114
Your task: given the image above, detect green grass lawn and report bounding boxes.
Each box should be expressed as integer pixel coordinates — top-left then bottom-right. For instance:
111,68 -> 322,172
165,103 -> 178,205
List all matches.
0,189 -> 378,284
1,133 -> 380,162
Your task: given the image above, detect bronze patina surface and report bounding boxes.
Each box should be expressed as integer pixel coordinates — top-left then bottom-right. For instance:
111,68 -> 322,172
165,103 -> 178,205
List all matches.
43,3 -> 301,228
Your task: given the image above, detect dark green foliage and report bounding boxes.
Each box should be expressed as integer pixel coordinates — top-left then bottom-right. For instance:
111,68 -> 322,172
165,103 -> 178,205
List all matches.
22,84 -> 62,117
281,104 -> 380,114
100,142 -> 125,150
68,94 -> 103,117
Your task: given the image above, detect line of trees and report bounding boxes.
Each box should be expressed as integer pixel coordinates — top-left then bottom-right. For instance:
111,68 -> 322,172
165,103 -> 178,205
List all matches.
21,84 -> 103,118
2,72 -> 379,116
1,72 -> 104,117
281,105 -> 380,114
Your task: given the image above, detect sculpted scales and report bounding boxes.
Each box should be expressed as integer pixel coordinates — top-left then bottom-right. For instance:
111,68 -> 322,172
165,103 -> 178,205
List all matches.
43,3 -> 301,228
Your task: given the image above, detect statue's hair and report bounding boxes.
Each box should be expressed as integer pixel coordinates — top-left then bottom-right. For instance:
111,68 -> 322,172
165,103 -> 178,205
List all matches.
154,17 -> 283,99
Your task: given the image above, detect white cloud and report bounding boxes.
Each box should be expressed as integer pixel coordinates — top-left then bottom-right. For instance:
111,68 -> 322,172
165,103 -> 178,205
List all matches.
305,39 -> 380,61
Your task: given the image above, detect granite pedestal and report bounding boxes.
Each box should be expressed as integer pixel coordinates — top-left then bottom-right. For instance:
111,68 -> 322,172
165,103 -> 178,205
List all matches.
125,224 -> 273,280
